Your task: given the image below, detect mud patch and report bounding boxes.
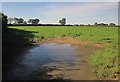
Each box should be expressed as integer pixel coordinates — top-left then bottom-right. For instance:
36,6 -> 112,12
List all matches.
46,45 -> 102,80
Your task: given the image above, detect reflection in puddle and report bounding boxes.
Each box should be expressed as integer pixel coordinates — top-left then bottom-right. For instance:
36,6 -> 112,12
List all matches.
5,43 -> 80,80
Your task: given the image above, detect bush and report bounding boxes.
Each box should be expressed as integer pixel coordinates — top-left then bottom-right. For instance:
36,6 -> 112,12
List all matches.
0,13 -> 8,31
109,23 -> 116,27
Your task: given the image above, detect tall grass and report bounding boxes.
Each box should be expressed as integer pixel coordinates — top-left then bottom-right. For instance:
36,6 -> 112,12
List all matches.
89,48 -> 118,78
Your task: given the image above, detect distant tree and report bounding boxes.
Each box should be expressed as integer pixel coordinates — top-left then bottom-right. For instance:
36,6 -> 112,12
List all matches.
88,24 -> 91,26
33,19 -> 39,24
28,19 -> 39,24
74,24 -> 79,26
105,24 -> 108,26
98,23 -> 108,26
28,19 -> 32,24
94,22 -> 98,26
109,23 -> 116,26
80,24 -> 84,26
18,18 -> 24,24
13,17 -> 19,24
23,21 -> 27,24
11,18 -> 24,24
100,23 -> 104,25
59,18 -> 66,25
8,18 -> 13,24
0,13 -> 8,31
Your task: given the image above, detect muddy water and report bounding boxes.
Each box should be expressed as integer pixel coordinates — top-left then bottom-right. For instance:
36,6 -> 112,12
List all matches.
4,43 -> 80,80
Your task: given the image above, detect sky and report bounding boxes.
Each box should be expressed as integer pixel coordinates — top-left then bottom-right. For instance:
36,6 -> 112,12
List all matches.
1,2 -> 118,25
1,0 -> 120,2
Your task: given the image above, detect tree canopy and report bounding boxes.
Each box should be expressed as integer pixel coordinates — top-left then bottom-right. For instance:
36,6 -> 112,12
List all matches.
28,19 -> 40,24
59,18 -> 66,25
0,13 -> 8,31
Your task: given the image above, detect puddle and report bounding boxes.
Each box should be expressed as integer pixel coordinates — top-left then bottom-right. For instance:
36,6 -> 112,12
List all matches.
4,43 -> 80,80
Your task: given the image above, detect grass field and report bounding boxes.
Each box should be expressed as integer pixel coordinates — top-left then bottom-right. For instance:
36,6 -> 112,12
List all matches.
9,26 -> 118,79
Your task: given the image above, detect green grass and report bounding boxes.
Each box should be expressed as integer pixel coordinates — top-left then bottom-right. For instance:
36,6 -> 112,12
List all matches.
9,26 -> 118,43
8,26 -> 118,79
89,48 -> 118,78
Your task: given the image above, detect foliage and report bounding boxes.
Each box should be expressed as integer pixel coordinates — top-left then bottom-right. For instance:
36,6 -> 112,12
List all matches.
13,17 -> 19,24
74,24 -> 79,26
7,18 -> 13,24
59,18 -> 66,25
94,22 -> 98,26
109,23 -> 116,26
23,21 -> 27,24
94,22 -> 109,26
8,17 -> 24,24
28,19 -> 40,24
0,13 -> 8,31
18,18 -> 24,24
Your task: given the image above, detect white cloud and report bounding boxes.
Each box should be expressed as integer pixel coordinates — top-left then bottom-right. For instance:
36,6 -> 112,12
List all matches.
47,3 -> 117,16
33,2 -> 117,24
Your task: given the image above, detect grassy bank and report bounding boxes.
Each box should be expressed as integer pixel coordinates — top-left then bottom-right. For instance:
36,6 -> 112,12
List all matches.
8,26 -> 118,79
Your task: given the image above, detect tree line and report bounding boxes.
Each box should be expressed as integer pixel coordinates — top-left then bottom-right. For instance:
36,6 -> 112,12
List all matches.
7,17 -> 66,25
8,18 -> 40,25
74,22 -> 116,26
1,13 -> 117,32
7,17 -> 117,26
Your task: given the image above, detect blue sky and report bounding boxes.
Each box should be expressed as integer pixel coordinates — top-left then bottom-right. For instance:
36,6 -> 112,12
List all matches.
2,2 -> 118,24
1,0 -> 119,2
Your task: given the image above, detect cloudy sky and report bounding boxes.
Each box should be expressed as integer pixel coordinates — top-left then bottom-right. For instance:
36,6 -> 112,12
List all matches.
2,2 -> 118,24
